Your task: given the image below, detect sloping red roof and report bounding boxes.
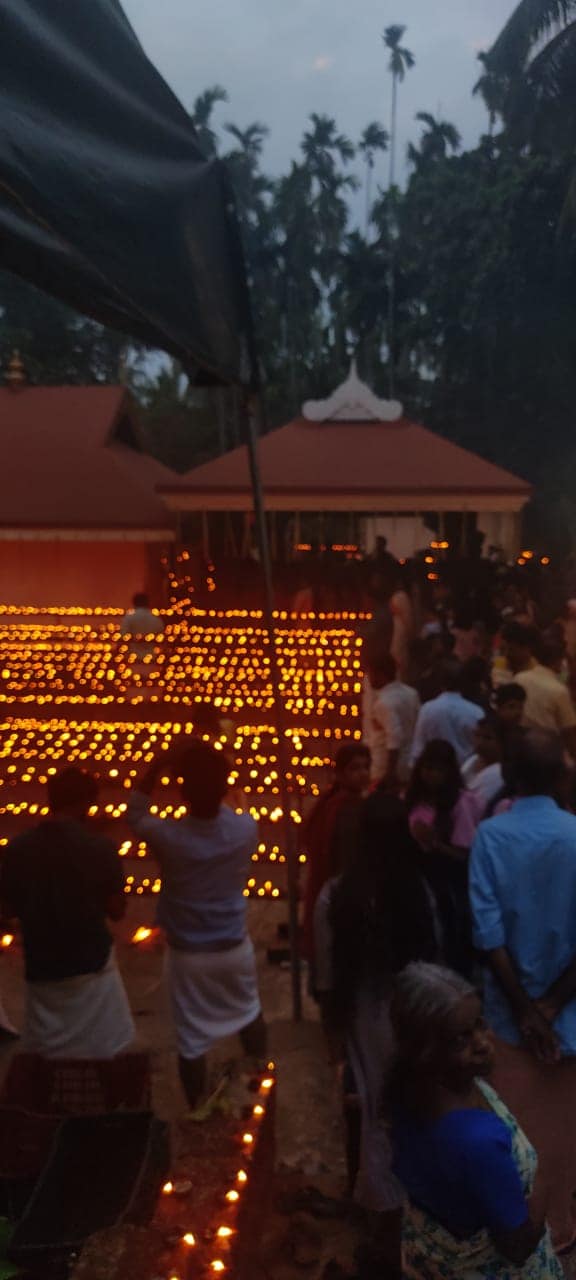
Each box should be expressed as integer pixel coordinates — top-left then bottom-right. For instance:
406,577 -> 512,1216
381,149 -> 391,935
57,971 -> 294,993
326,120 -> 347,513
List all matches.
0,386 -> 175,529
161,417 -> 531,499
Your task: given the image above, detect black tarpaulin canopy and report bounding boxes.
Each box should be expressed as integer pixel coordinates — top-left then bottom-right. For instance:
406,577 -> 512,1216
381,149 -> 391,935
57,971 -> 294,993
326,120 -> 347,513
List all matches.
0,0 -> 256,386
0,0 -> 302,1019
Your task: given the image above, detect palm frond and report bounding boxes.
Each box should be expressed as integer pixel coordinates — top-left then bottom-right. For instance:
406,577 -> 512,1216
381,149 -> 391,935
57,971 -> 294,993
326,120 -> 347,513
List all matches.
383,23 -> 407,48
191,85 -> 228,126
498,19 -> 576,149
485,0 -> 576,78
526,16 -> 576,94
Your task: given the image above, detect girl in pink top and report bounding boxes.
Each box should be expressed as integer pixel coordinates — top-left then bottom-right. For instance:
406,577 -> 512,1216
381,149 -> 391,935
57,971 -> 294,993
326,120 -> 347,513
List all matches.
406,739 -> 480,976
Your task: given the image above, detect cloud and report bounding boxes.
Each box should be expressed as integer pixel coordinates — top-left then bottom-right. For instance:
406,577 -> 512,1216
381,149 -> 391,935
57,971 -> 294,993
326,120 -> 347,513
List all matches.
312,54 -> 334,72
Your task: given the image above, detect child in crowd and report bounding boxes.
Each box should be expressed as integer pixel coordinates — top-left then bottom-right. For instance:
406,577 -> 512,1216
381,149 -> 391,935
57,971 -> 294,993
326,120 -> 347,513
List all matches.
461,716 -> 504,816
494,682 -> 527,730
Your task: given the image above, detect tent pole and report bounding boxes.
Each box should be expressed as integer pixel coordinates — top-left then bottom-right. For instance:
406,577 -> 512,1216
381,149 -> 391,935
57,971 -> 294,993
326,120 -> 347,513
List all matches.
244,391 -> 303,1022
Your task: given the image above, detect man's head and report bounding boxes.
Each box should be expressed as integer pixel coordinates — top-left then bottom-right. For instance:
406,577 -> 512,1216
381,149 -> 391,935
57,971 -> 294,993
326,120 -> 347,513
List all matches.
47,767 -> 99,821
367,654 -> 397,691
437,659 -> 463,694
494,682 -> 527,728
541,639 -> 565,676
334,743 -> 371,796
473,716 -> 502,766
132,592 -> 149,609
501,621 -> 539,674
507,729 -> 565,798
176,739 -> 231,819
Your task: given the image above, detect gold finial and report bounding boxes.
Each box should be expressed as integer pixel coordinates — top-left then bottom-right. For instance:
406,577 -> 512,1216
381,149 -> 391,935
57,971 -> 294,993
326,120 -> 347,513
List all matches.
5,350 -> 26,391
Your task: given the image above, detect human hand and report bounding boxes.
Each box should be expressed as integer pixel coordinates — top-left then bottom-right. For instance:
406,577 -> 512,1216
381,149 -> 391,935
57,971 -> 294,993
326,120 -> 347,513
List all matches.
519,1004 -> 561,1064
535,996 -> 559,1026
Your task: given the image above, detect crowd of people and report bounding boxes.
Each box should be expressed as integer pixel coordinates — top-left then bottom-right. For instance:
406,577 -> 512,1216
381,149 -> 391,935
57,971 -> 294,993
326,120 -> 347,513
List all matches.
303,566 -> 576,1277
3,561 -> 576,1277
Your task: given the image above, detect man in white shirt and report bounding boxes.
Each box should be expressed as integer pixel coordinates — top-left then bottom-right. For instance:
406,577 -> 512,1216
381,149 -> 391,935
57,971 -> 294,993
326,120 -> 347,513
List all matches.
120,592 -> 163,659
363,656 -> 420,787
461,716 -> 504,815
410,659 -> 484,766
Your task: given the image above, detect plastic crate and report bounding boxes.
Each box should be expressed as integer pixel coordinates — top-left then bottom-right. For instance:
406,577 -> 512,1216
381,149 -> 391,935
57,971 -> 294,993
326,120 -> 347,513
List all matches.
9,1111 -> 169,1277
0,1106 -> 59,1221
0,1053 -> 151,1116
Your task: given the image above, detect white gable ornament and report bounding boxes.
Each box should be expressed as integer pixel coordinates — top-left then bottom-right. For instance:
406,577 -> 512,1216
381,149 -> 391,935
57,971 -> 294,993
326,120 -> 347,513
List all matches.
302,361 -> 403,423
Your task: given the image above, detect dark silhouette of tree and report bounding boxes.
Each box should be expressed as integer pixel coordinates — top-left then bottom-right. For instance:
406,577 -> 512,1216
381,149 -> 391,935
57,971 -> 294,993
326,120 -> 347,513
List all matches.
382,24 -> 415,399
190,85 -> 228,156
408,112 -> 461,169
359,123 -> 389,234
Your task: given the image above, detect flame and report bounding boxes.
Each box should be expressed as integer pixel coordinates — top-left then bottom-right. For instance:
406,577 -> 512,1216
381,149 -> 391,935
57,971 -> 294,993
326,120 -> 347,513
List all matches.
131,926 -> 152,943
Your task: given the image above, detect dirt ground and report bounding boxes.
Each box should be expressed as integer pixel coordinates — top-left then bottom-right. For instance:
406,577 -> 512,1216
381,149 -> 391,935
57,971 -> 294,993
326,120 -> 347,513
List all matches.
0,901 -> 574,1280
0,897 -> 357,1280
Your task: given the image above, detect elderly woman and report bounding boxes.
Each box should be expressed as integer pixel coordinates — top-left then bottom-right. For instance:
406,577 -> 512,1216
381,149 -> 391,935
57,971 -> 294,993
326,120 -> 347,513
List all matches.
389,963 -> 562,1280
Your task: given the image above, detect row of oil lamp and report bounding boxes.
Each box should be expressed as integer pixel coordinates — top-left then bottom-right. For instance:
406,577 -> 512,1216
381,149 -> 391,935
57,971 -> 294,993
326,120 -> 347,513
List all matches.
0,714 -> 324,899
0,720 -> 357,805
157,1064 -> 276,1278
0,619 -> 363,720
0,604 -> 370,620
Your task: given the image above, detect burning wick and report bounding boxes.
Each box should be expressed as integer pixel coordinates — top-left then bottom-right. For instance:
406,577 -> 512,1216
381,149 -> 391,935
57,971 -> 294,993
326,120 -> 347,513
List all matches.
131,926 -> 152,943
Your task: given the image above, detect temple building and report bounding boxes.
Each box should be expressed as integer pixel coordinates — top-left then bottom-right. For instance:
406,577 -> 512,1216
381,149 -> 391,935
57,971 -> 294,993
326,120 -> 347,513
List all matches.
160,366 -> 532,562
0,359 -> 533,608
0,365 -> 174,607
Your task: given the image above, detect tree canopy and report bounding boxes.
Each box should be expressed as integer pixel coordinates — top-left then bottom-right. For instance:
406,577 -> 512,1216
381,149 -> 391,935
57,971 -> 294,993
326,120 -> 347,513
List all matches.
1,12 -> 576,546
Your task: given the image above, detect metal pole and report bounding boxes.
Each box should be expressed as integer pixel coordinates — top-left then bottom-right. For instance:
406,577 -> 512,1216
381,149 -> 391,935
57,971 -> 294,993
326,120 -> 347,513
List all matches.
244,391 -> 303,1022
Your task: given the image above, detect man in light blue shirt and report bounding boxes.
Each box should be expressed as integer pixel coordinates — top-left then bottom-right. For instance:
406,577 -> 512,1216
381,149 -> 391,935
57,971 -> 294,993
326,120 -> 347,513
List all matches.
469,730 -> 576,1247
410,660 -> 483,765
128,737 -> 266,1109
469,730 -> 576,1057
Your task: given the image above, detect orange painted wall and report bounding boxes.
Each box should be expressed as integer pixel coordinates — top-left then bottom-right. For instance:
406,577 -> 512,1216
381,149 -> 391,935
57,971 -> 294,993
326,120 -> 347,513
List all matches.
0,540 -> 165,608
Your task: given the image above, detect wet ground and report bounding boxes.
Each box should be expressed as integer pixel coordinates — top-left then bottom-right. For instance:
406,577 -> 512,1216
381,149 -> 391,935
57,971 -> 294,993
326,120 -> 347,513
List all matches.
0,898 -> 358,1280
0,901 -> 574,1278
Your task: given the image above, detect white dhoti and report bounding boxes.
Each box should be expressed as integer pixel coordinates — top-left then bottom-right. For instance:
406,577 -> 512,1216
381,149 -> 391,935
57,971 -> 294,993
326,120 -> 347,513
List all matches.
166,936 -> 261,1059
24,950 -> 134,1059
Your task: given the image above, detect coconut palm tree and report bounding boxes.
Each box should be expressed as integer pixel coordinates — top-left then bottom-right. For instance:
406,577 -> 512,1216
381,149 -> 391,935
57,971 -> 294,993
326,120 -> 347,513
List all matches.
407,112 -> 462,170
190,85 -> 228,156
225,122 -> 268,161
359,123 -> 389,233
301,114 -> 358,283
382,25 -> 414,399
223,122 -> 271,225
302,113 -> 355,175
474,52 -> 505,133
475,1 -> 576,153
382,25 -> 415,189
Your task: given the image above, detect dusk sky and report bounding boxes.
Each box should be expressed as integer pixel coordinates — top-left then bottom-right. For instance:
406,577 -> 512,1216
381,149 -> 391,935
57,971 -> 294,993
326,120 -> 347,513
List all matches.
123,0 -> 513,188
